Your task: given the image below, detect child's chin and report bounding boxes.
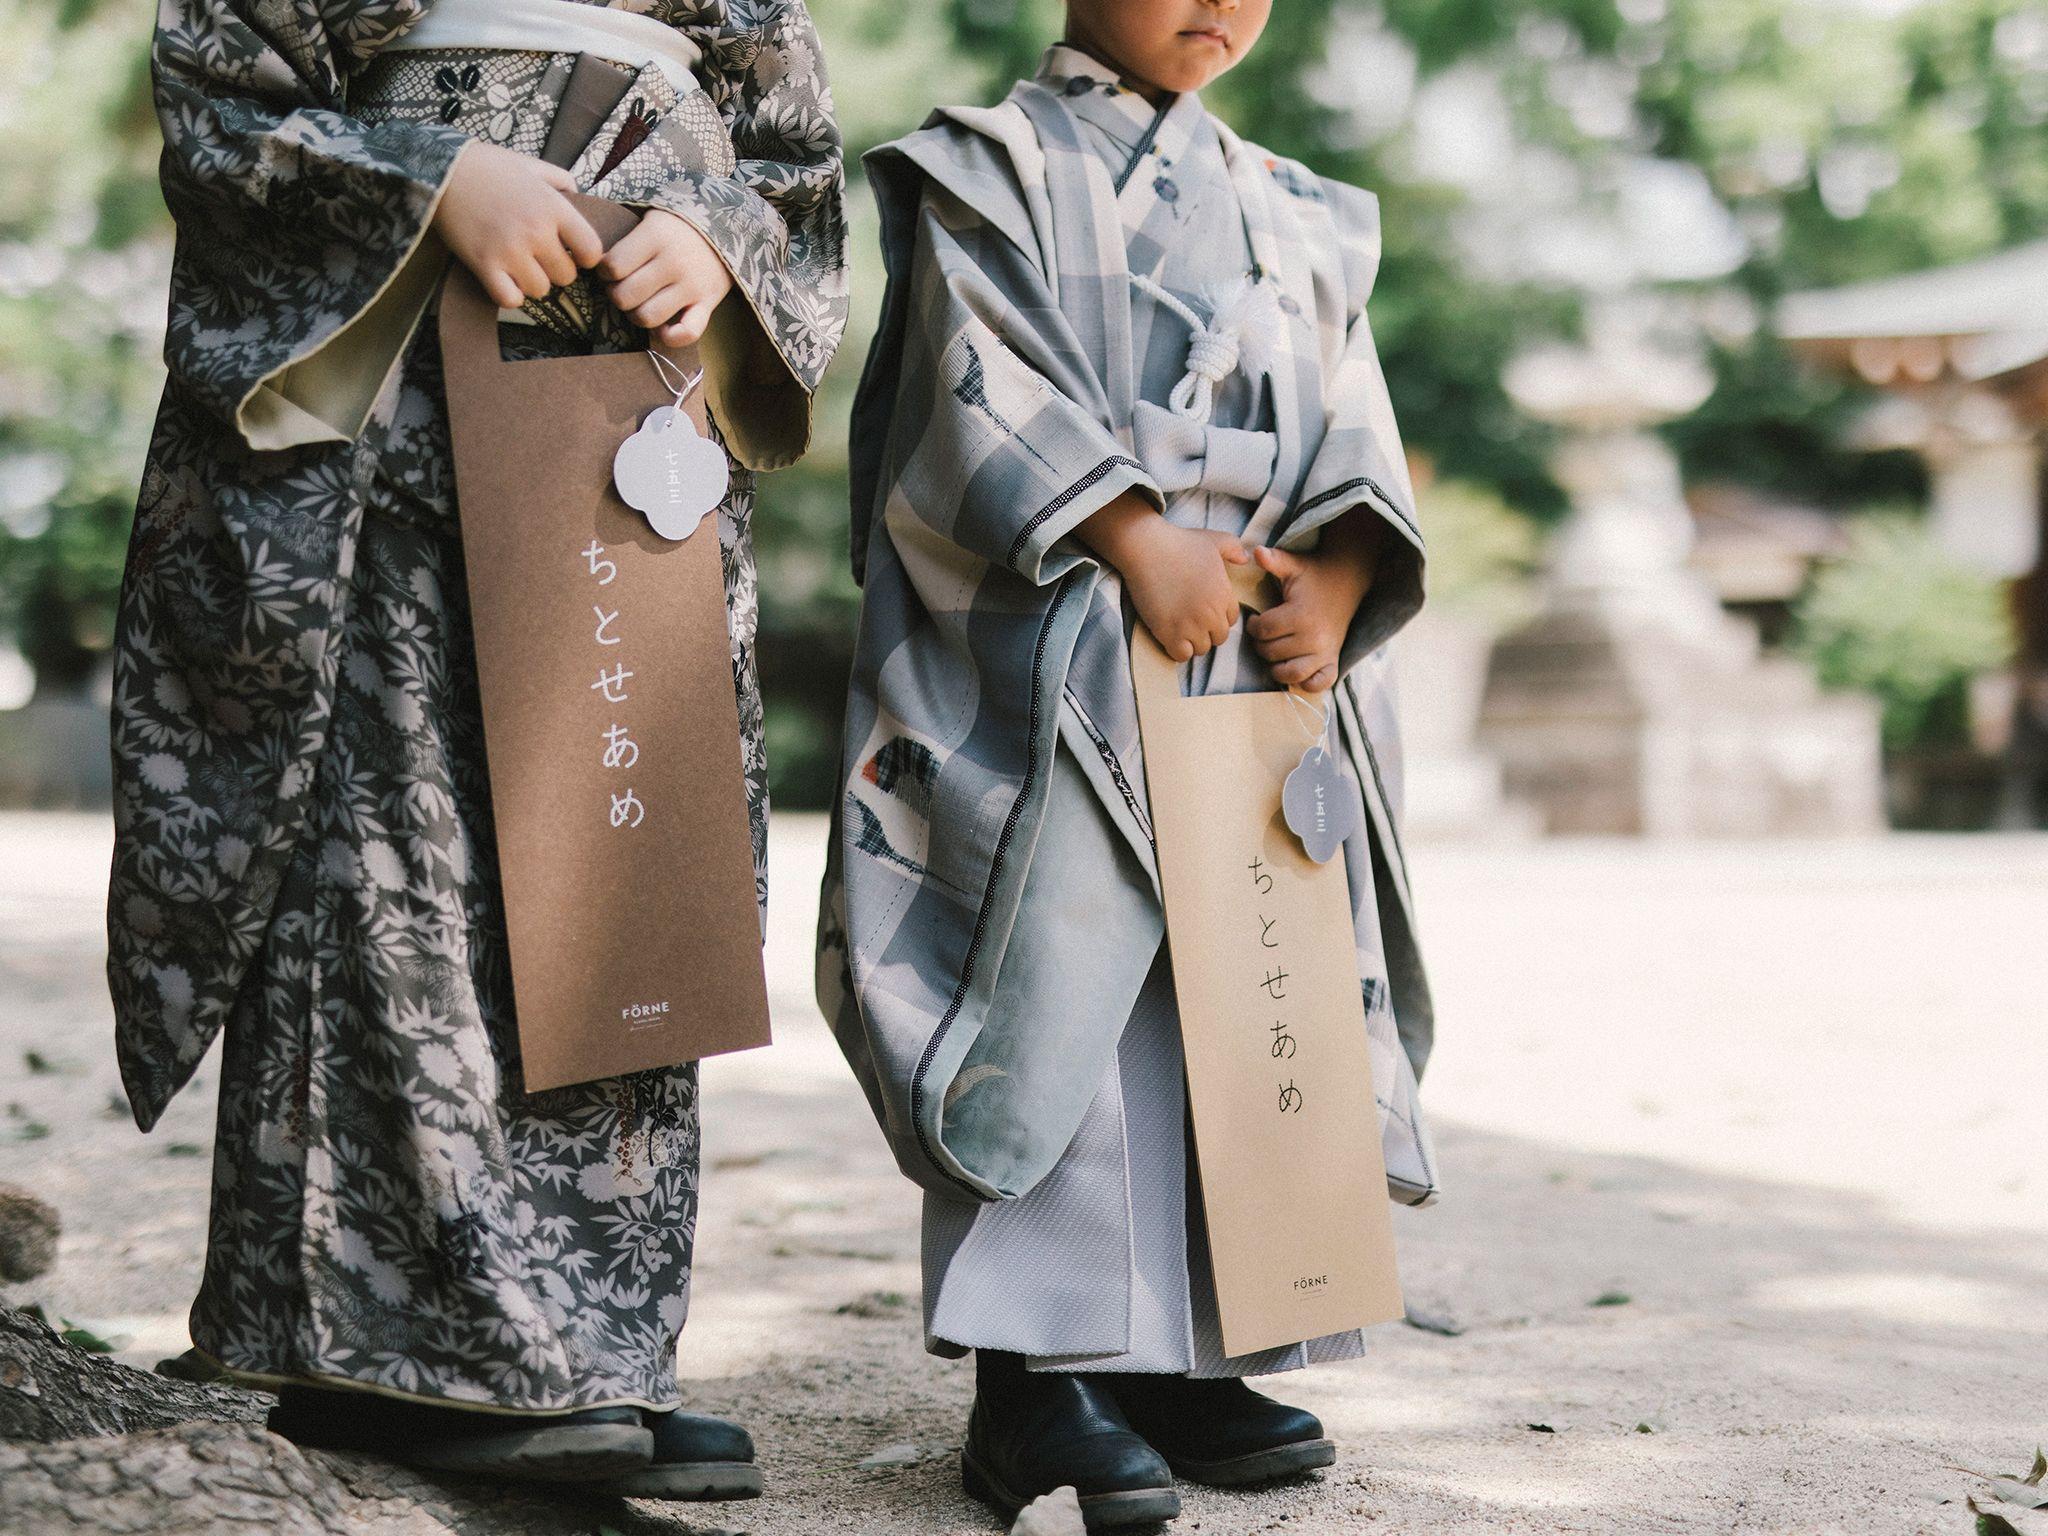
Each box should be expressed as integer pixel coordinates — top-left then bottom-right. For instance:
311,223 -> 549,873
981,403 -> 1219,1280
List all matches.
1149,59 -> 1227,93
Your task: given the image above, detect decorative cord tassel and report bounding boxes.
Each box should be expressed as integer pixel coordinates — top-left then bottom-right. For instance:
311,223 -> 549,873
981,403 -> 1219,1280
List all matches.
1131,271 -> 1270,425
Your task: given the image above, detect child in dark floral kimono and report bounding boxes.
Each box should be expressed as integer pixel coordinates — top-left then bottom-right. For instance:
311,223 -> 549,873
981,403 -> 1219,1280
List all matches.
822,0 -> 1436,1526
109,0 -> 844,1494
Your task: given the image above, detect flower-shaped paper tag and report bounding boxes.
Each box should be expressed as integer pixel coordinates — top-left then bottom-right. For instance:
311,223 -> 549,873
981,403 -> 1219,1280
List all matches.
1282,744 -> 1359,863
613,405 -> 729,541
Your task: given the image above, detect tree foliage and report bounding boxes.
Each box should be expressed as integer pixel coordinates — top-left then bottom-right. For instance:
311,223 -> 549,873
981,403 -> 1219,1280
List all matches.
0,0 -> 2042,789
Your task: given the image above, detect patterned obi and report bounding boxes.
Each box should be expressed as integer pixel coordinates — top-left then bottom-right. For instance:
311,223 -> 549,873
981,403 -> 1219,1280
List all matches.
348,15 -> 737,353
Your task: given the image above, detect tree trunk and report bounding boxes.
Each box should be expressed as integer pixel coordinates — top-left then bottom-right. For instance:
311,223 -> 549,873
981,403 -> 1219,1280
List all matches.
0,1309 -> 698,1536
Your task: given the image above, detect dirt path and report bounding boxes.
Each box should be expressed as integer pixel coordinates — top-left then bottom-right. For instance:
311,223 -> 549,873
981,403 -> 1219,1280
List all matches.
4,812 -> 2044,1534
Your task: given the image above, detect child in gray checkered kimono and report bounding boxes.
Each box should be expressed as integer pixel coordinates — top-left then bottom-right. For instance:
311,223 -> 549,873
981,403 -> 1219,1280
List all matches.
819,1 -> 1438,1524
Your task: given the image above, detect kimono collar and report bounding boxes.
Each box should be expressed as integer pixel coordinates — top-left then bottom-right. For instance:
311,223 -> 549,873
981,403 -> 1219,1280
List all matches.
1035,44 -> 1157,133
1035,44 -> 1208,178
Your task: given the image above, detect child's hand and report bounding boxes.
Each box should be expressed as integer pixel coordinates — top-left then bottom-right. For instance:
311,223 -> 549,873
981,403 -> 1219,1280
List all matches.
1245,514 -> 1386,692
1127,522 -> 1252,662
433,142 -> 605,310
597,209 -> 735,348
1078,495 -> 1251,662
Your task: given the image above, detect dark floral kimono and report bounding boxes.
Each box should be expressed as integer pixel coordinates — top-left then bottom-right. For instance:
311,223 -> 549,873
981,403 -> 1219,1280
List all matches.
108,0 -> 845,1410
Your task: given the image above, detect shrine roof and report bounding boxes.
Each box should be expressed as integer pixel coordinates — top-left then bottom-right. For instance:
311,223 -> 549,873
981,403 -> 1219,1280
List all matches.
1778,239 -> 2048,345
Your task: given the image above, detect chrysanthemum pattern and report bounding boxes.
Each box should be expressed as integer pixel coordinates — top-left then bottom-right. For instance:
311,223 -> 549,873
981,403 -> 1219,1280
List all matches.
110,0 -> 843,1409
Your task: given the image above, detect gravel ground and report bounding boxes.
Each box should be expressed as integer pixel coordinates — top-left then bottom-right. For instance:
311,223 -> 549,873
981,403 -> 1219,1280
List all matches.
3,811 -> 2044,1535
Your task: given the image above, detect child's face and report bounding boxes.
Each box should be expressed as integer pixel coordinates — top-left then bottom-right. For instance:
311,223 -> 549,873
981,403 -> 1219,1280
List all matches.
1064,0 -> 1271,97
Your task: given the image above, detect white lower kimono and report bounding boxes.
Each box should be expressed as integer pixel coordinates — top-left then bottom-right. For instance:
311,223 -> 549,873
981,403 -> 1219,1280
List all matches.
922,748 -> 1384,1376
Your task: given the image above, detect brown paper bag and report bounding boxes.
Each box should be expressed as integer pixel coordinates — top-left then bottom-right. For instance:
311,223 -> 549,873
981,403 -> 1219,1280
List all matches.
438,196 -> 771,1093
1131,568 -> 1403,1357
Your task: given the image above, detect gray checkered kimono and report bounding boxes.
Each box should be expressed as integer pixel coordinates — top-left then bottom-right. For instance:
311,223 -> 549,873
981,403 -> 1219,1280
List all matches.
818,49 -> 1431,1216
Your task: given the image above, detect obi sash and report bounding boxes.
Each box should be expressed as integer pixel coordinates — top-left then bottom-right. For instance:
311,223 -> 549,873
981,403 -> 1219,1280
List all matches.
383,0 -> 704,97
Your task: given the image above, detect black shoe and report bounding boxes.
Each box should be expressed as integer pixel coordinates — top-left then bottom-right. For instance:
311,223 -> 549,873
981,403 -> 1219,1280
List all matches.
1098,1375 -> 1335,1486
962,1351 -> 1180,1530
267,1384 -> 652,1483
590,1408 -> 764,1500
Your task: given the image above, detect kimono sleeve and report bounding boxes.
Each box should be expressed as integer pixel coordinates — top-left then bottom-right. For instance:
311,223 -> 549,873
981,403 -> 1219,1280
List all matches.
1280,180 -> 1426,670
878,183 -> 1163,586
153,0 -> 471,450
634,0 -> 849,471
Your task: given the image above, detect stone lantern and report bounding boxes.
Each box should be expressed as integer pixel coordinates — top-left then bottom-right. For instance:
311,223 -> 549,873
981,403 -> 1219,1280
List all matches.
1476,312 -> 1884,836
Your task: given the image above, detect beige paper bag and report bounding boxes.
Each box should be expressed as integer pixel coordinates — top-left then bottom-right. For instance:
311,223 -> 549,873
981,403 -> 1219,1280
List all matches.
1131,569 -> 1404,1357
439,196 -> 771,1093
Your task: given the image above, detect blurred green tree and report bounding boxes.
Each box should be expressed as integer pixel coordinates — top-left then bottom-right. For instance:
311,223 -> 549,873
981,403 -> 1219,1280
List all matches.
0,0 -> 162,700
1,0 -> 2043,797
1794,513 -> 2014,750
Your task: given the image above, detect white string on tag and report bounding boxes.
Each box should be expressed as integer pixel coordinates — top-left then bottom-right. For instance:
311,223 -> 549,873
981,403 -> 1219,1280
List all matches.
1285,688 -> 1334,750
645,349 -> 704,408
613,351 -> 727,541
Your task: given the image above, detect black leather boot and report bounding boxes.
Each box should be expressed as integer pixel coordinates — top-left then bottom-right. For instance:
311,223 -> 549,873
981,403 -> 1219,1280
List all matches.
591,1408 -> 763,1500
1099,1374 -> 1335,1486
267,1384 -> 651,1483
962,1351 -> 1180,1529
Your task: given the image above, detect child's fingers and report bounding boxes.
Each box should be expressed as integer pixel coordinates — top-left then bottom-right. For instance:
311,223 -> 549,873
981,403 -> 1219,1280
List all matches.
535,238 -> 579,291
607,260 -> 672,312
1253,544 -> 1303,580
479,267 -> 527,310
595,223 -> 657,282
507,253 -> 554,300
1206,535 -> 1251,565
1245,606 -> 1296,642
558,207 -> 606,269
1270,652 -> 1334,687
624,283 -> 690,330
1298,662 -> 1339,693
1254,629 -> 1316,663
656,299 -> 715,348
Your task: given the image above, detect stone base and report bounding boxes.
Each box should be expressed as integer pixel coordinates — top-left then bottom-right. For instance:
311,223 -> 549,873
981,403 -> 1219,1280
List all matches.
1393,609 -> 1539,840
1478,607 -> 1884,837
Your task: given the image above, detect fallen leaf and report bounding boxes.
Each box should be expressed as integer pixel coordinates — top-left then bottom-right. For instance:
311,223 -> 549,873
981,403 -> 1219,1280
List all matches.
1526,1422 -> 1557,1434
1947,1450 -> 2048,1512
62,1323 -> 130,1354
25,1308 -> 129,1355
1591,1291 -> 1632,1307
1988,1481 -> 2048,1513
164,1142 -> 204,1158
1971,1496 -> 2026,1535
1635,1422 -> 1655,1434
